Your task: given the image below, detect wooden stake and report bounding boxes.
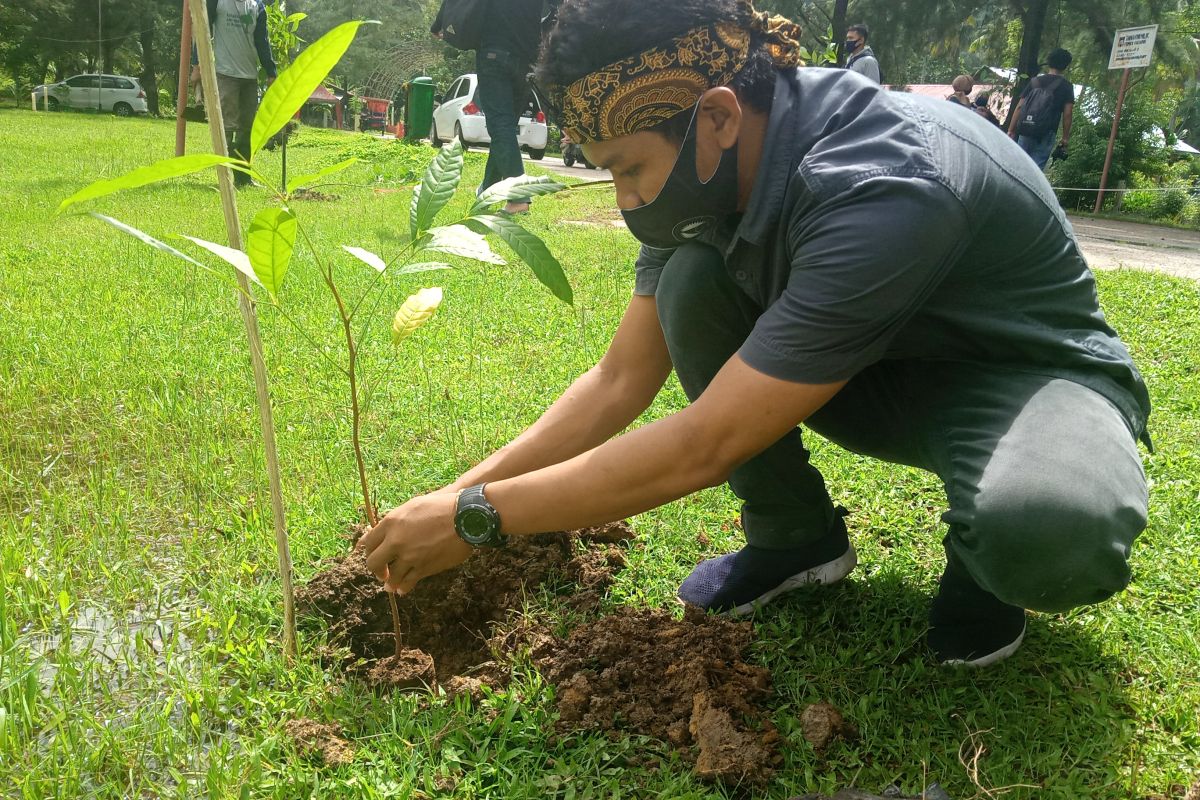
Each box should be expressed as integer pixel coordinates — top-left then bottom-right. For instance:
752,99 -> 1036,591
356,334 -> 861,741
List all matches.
187,0 -> 297,661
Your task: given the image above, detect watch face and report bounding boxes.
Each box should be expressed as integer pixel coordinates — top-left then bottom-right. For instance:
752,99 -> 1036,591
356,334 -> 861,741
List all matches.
459,507 -> 495,543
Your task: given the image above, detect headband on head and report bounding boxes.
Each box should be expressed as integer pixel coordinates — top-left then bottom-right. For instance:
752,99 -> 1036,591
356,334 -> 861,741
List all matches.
543,1 -> 801,144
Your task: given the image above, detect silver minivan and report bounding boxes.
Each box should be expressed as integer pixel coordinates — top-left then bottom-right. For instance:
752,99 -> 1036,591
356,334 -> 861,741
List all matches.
32,74 -> 150,116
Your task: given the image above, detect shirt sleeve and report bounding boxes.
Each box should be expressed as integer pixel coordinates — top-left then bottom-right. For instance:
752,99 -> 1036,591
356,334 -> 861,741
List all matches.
737,176 -> 970,385
849,57 -> 880,83
633,243 -> 675,296
254,6 -> 278,78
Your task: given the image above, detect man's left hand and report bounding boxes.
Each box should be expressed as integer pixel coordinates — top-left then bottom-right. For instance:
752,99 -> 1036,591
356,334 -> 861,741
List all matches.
358,493 -> 473,594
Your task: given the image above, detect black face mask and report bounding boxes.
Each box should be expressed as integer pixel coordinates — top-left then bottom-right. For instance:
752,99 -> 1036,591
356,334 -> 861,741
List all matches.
621,107 -> 739,249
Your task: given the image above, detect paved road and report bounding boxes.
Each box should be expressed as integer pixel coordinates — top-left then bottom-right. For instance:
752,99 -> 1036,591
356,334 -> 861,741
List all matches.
522,152 -> 1199,281
1069,215 -> 1200,281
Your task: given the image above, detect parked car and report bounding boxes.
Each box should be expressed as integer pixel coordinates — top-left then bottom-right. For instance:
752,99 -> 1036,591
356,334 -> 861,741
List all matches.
429,73 -> 548,160
31,73 -> 150,116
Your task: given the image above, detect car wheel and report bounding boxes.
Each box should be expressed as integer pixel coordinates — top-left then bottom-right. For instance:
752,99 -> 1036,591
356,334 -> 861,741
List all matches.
454,123 -> 470,150
113,102 -> 133,117
430,121 -> 442,147
46,97 -> 60,111
528,148 -> 545,161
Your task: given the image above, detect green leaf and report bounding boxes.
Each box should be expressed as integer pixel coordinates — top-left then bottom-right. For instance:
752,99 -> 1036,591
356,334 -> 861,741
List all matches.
245,207 -> 297,296
286,157 -> 357,195
57,590 -> 71,616
251,21 -> 370,157
395,262 -> 452,275
410,138 -> 464,240
422,224 -> 505,265
471,175 -> 565,213
180,235 -> 263,287
89,213 -> 207,270
392,287 -> 443,345
342,245 -> 386,272
468,214 -> 572,304
59,154 -> 238,212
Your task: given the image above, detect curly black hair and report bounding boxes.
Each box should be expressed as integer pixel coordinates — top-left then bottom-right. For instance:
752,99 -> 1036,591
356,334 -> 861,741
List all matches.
535,0 -> 781,141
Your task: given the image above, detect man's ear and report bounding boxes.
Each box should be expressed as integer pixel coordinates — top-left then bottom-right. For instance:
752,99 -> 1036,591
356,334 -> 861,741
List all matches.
697,86 -> 742,150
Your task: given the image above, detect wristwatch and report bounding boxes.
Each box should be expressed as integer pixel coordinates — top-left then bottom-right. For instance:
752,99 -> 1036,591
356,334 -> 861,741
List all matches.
454,483 -> 506,547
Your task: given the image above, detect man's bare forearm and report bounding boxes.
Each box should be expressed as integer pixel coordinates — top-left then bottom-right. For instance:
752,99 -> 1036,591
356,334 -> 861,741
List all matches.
445,361 -> 666,491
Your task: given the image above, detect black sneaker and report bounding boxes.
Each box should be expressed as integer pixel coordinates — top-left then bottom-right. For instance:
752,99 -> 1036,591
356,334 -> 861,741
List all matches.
928,545 -> 1026,667
677,511 -> 857,617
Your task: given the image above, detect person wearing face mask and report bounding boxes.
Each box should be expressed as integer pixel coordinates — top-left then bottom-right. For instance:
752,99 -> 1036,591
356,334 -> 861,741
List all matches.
843,23 -> 879,84
358,0 -> 1151,669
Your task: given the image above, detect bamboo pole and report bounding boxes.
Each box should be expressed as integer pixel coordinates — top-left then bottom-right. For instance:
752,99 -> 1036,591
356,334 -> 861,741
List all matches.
187,0 -> 297,661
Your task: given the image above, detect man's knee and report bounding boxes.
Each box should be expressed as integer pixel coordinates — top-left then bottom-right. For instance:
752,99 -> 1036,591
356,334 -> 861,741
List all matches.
949,485 -> 1147,613
655,243 -> 735,336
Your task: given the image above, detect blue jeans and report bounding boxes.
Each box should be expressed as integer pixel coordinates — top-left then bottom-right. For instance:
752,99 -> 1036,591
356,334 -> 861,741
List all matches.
475,48 -> 528,193
1017,130 -> 1057,170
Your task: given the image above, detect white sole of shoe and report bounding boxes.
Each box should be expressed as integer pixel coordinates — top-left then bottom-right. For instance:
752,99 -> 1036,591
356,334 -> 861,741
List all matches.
728,544 -> 859,617
940,621 -> 1026,668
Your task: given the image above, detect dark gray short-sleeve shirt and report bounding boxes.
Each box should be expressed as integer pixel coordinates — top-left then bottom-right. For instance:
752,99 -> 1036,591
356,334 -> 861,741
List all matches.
634,68 -> 1150,436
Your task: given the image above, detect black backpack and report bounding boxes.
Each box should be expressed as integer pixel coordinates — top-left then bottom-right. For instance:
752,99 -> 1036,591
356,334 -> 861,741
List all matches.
1017,75 -> 1064,137
434,0 -> 487,51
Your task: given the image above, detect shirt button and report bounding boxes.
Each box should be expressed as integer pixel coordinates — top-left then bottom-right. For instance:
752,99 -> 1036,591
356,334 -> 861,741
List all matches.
735,270 -> 748,280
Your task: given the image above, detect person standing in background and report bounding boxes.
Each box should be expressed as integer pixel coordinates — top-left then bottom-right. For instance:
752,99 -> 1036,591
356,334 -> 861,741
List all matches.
843,24 -> 880,84
202,0 -> 276,188
947,75 -> 974,108
1008,48 -> 1075,170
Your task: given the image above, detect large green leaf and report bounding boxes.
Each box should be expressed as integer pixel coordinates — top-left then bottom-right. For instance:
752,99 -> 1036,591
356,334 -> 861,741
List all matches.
245,207 -> 297,296
251,21 -> 369,157
59,154 -> 238,212
342,245 -> 387,272
286,158 -> 358,195
421,224 -> 505,265
468,214 -> 572,304
409,138 -> 464,240
392,287 -> 443,345
180,235 -> 262,287
471,175 -> 565,213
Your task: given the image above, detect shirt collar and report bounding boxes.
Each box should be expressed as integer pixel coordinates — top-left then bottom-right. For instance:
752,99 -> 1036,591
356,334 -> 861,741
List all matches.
730,68 -> 801,249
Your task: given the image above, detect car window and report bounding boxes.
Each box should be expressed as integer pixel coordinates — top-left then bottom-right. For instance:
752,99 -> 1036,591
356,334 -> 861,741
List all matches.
443,79 -> 460,103
455,79 -> 472,100
66,76 -> 97,88
101,77 -> 128,89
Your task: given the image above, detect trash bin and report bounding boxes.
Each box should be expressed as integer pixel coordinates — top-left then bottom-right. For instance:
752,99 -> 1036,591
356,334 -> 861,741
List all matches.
405,77 -> 435,143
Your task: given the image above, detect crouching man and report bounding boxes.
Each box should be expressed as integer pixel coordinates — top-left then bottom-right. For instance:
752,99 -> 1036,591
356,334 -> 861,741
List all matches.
360,0 -> 1150,667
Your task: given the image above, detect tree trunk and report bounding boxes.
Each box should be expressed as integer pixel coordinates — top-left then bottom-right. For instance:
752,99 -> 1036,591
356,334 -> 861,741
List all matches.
832,0 -> 849,67
1003,0 -> 1050,131
140,18 -> 160,115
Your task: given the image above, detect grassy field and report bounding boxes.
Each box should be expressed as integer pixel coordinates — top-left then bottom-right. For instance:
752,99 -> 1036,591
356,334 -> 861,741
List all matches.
1,109 -> 1198,799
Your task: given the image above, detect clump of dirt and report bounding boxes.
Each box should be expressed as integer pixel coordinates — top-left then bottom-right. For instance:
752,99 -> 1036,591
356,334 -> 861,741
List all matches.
296,522 -> 632,688
284,718 -> 355,766
800,702 -> 858,752
534,605 -> 780,786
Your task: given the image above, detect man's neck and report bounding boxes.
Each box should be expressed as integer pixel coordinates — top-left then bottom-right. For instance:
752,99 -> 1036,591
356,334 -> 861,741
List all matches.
735,108 -> 769,212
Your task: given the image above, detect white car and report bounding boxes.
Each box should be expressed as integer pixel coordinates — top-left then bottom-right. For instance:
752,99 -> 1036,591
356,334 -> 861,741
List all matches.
32,73 -> 150,116
429,73 -> 548,160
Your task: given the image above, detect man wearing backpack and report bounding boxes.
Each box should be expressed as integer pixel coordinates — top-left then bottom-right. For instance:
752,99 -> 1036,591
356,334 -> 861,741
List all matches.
1008,48 -> 1075,170
432,0 -> 543,214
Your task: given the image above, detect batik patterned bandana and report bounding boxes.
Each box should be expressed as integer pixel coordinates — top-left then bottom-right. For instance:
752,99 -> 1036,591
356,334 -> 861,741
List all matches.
552,1 -> 801,143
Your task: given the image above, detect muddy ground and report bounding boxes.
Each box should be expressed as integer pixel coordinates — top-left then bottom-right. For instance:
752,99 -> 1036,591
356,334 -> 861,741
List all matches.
296,522 -> 784,784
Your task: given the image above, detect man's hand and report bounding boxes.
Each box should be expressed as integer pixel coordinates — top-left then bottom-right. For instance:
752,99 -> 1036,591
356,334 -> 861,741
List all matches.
357,493 -> 473,594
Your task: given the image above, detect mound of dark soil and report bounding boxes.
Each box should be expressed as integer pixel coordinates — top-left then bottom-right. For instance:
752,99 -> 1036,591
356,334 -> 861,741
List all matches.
284,718 -> 355,765
296,523 -> 631,687
534,605 -> 780,786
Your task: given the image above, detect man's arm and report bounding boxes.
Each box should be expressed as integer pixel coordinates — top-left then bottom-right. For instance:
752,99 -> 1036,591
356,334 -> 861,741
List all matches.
254,5 -> 278,78
1007,98 -> 1024,138
443,293 -> 672,491
1060,101 -> 1073,145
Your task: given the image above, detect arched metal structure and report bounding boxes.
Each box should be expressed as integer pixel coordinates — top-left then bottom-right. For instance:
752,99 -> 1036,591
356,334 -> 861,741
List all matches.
363,40 -> 443,101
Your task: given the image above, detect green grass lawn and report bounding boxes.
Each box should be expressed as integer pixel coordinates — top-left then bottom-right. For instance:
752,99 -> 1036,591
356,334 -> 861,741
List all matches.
1,109 -> 1198,799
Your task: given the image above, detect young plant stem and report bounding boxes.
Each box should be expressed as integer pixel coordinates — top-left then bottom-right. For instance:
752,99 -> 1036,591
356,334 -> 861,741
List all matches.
317,253 -> 404,659
188,0 -> 297,662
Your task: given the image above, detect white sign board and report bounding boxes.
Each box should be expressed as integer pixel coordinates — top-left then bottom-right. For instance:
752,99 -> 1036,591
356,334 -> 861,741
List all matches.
1108,24 -> 1158,70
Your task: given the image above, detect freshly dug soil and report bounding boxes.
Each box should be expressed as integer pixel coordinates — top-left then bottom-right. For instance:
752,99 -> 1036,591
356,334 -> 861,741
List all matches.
296,523 -> 632,688
534,605 -> 780,786
284,718 -> 355,766
800,702 -> 858,752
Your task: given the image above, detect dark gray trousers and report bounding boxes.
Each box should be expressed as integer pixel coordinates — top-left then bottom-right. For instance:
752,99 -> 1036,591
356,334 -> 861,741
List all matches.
655,243 -> 1148,613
